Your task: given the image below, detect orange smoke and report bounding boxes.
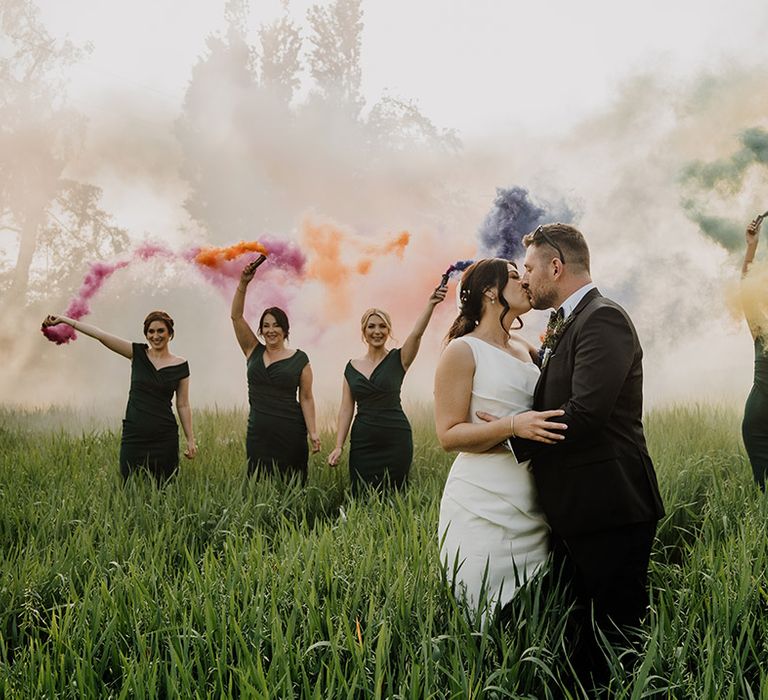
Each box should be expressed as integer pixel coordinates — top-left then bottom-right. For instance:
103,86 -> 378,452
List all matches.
357,231 -> 410,275
361,231 -> 410,257
194,241 -> 268,267
302,218 -> 411,312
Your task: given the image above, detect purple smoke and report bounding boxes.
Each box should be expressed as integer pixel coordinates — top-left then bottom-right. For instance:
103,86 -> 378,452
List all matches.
478,186 -> 575,260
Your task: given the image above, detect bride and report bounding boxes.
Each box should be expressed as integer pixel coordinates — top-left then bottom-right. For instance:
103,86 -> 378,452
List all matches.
434,258 -> 566,621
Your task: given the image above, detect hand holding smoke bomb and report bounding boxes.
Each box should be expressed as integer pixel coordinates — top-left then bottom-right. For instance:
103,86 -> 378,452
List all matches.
41,314 -> 79,344
429,283 -> 448,306
41,314 -> 64,328
240,254 -> 268,285
747,210 -> 768,241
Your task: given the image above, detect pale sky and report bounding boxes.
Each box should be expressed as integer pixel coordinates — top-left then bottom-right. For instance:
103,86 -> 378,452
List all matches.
39,0 -> 768,140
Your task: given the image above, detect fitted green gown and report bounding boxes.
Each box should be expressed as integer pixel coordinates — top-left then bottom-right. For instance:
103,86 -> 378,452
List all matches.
246,344 -> 309,481
120,342 -> 189,484
345,348 -> 413,493
742,335 -> 768,490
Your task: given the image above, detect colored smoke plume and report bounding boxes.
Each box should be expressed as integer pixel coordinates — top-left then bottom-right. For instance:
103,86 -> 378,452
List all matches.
725,259 -> 768,338
188,238 -> 305,291
478,186 -> 575,260
301,218 -> 412,312
356,231 -> 409,275
194,241 -> 268,267
440,259 -> 474,287
682,127 -> 768,193
41,239 -> 302,344
41,242 -> 176,344
681,127 -> 768,250
680,204 -> 744,251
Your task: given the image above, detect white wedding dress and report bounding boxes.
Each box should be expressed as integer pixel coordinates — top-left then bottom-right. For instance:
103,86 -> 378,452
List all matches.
438,336 -> 550,620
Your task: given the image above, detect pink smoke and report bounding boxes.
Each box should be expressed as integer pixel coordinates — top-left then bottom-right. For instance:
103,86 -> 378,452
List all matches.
42,239 -> 305,344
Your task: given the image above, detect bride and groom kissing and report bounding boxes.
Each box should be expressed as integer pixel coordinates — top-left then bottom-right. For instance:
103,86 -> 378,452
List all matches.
434,223 -> 665,685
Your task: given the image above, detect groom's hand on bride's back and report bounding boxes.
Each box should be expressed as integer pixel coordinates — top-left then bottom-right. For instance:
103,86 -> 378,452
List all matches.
475,409 -> 567,444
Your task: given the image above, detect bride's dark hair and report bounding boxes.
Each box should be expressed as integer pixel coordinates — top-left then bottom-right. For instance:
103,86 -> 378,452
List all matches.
446,258 -> 522,342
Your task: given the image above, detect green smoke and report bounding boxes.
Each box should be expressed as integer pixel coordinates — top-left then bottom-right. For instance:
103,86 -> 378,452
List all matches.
681,126 -> 768,249
681,200 -> 743,251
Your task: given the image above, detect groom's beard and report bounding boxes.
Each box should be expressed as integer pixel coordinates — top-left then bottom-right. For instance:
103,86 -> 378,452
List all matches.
526,287 -> 558,311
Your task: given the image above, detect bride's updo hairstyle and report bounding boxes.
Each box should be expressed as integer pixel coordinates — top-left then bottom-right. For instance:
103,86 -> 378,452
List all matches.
446,258 -> 518,342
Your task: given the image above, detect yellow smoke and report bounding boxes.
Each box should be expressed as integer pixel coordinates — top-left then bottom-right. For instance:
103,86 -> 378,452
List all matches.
726,259 -> 768,336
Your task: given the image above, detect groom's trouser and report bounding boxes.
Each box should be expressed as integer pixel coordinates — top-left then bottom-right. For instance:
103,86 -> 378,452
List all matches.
551,521 -> 657,686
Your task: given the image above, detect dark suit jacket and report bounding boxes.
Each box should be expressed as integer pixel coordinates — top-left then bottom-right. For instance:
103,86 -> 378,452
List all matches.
513,288 -> 665,536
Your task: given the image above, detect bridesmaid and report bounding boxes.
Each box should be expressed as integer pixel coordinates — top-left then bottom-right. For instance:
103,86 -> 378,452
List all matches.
741,215 -> 768,490
232,257 -> 320,482
41,310 -> 196,484
327,285 -> 446,493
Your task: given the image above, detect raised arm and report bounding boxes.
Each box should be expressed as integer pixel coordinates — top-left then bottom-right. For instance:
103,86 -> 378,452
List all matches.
175,376 -> 197,459
42,315 -> 133,359
434,340 -> 565,453
327,377 -> 355,466
298,363 -> 321,454
400,285 -> 447,370
742,217 -> 763,339
231,256 -> 266,357
742,217 -> 761,277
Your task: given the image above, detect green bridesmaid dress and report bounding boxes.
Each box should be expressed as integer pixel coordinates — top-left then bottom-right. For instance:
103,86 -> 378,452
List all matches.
345,348 -> 413,493
742,335 -> 768,490
120,342 -> 189,484
246,344 -> 309,481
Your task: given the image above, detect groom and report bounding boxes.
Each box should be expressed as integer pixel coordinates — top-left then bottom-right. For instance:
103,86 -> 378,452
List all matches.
483,223 -> 665,683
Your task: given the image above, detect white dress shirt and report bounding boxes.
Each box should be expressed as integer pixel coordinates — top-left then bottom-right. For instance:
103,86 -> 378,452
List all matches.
558,282 -> 597,321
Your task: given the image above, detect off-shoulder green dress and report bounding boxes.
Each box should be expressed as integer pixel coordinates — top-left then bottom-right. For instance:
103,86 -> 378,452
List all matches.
246,344 -> 309,481
120,342 -> 189,484
344,348 -> 413,493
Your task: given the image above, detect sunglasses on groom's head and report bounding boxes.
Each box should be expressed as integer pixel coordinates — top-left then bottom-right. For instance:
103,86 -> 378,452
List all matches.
530,225 -> 566,264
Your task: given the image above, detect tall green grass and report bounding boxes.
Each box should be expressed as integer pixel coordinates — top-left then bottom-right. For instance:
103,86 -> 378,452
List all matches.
0,404 -> 766,698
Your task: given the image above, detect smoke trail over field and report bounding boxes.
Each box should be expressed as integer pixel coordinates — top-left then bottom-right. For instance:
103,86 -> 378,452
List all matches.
681,127 -> 768,251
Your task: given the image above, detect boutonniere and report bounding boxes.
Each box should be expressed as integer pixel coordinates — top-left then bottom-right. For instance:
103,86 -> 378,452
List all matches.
538,313 -> 575,367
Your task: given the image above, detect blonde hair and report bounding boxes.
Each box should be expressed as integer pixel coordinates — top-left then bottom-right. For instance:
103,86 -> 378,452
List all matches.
360,308 -> 394,343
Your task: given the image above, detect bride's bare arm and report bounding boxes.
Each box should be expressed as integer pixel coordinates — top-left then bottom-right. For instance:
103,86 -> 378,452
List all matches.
434,341 -> 565,452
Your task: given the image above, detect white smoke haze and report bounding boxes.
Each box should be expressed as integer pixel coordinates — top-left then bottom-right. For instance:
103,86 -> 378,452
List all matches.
3,1 -> 768,423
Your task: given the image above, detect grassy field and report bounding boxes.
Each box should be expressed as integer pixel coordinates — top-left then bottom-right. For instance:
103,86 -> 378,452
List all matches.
1,404 -> 767,699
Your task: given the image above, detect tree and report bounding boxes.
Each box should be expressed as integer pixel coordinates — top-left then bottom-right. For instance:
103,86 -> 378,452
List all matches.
0,0 -> 127,309
176,1 -> 304,239
28,182 -> 128,301
367,95 -> 461,154
306,0 -> 363,118
258,1 -> 302,104
176,0 -> 464,238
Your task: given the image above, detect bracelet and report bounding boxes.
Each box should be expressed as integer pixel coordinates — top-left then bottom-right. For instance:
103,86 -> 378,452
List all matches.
510,415 -> 516,438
